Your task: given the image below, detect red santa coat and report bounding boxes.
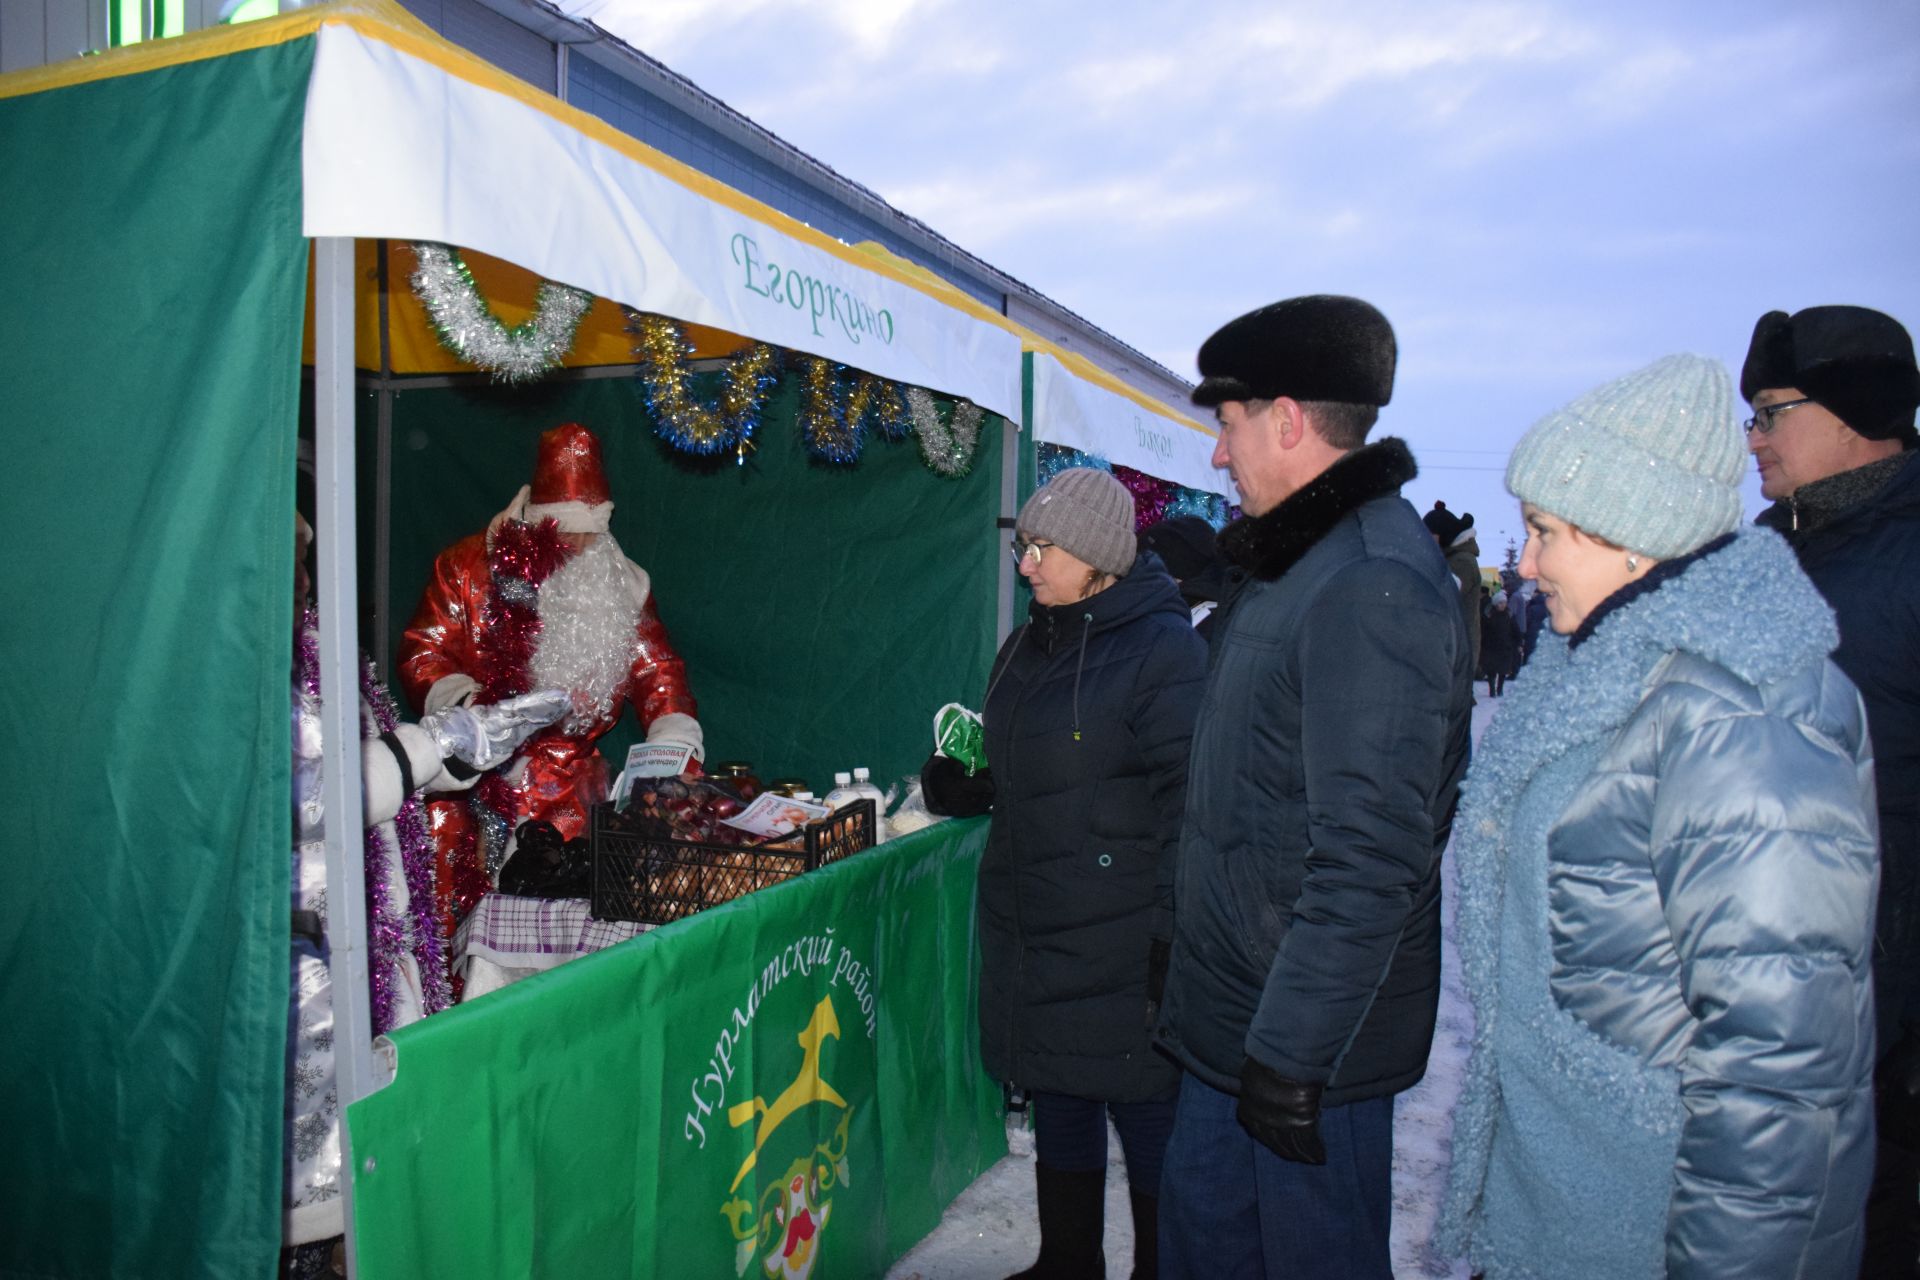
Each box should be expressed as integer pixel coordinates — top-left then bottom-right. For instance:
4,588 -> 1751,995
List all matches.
399,532 -> 700,840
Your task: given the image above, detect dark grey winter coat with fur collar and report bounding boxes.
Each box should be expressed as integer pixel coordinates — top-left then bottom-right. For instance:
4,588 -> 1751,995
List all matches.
1157,438 -> 1475,1105
977,553 -> 1206,1102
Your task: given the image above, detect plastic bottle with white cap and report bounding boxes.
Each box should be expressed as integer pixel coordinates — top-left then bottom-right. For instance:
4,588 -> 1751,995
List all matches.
850,766 -> 889,844
821,771 -> 861,816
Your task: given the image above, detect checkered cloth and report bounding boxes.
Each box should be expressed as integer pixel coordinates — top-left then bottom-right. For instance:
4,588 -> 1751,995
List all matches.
453,894 -> 652,983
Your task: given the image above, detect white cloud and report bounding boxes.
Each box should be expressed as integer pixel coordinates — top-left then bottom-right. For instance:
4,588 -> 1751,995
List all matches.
569,0 -> 949,62
882,167 -> 1261,250
1054,1 -> 1594,123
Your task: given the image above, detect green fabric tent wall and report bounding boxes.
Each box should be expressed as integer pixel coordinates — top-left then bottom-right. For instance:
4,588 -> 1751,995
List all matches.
0,44 -> 311,1280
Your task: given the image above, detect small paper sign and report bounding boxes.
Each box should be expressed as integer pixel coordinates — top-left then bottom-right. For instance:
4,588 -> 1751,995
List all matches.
611,742 -> 696,810
720,792 -> 831,839
627,742 -> 695,778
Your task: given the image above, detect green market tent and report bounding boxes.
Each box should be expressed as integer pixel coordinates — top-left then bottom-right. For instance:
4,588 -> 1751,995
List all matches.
0,5 -> 1030,1276
0,4 -> 1223,1275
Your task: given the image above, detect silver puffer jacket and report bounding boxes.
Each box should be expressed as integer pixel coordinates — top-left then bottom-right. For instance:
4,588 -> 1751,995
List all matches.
1439,527 -> 1880,1279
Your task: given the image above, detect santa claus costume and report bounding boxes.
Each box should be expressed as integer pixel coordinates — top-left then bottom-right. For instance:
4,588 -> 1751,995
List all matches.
400,423 -> 702,927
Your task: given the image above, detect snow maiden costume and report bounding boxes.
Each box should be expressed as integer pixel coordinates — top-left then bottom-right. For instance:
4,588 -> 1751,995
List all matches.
286,615 -> 562,1252
1437,356 -> 1880,1278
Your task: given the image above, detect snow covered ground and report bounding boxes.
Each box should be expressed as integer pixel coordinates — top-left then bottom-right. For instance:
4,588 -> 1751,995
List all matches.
887,698 -> 1498,1279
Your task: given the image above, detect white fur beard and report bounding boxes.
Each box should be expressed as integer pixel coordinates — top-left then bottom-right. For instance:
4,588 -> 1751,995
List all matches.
531,533 -> 642,734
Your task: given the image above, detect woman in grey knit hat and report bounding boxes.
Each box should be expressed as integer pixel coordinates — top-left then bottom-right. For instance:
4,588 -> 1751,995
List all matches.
1436,354 -> 1881,1278
963,467 -> 1208,1279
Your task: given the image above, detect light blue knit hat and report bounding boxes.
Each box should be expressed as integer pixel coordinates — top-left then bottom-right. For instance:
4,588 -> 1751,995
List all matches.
1505,353 -> 1745,559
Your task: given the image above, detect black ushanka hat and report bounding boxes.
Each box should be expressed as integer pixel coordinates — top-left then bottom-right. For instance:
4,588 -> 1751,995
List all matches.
1192,294 -> 1397,409
1741,305 -> 1920,444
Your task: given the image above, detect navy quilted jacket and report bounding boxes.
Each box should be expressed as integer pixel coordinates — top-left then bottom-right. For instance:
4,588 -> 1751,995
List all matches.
976,553 -> 1206,1101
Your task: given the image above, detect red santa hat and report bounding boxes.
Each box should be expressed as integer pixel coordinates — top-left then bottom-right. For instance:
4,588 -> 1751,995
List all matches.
524,422 -> 614,533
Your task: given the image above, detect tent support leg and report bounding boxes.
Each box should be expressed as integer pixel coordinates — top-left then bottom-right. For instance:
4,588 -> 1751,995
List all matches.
374,239 -> 394,681
315,234 -> 374,1280
996,410 -> 1020,644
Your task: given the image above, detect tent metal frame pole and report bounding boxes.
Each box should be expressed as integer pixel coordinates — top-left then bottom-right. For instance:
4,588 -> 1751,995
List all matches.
996,354 -> 1028,644
314,235 -> 374,1280
996,415 -> 1018,643
374,240 -> 394,680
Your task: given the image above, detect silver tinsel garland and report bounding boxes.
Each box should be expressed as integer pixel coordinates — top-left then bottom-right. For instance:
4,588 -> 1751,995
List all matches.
907,387 -> 984,479
410,242 -> 592,383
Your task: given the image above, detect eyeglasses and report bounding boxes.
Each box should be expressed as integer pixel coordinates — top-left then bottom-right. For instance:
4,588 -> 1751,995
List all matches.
1009,536 -> 1055,568
1743,397 -> 1812,435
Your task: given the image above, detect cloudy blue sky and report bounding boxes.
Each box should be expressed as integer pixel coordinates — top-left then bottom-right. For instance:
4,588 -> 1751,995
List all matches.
561,0 -> 1918,560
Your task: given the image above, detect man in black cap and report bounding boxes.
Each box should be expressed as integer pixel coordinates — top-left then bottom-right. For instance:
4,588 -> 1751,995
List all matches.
1743,304 -> 1920,1279
1155,295 -> 1474,1277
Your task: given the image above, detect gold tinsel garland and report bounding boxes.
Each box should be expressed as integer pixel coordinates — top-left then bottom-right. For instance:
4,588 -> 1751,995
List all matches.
626,308 -> 977,477
797,358 -> 910,464
625,309 -> 780,461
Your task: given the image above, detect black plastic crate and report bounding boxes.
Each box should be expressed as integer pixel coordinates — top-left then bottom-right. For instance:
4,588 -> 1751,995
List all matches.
589,798 -> 875,925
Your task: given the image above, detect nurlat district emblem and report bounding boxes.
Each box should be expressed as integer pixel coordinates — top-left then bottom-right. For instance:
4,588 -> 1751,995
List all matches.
719,996 -> 854,1279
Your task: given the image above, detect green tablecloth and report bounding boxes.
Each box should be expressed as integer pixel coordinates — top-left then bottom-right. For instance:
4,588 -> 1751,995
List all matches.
348,817 -> 1003,1278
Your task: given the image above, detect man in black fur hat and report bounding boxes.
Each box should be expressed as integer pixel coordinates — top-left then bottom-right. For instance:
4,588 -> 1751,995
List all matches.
1155,295 -> 1474,1277
1743,304 -> 1920,1280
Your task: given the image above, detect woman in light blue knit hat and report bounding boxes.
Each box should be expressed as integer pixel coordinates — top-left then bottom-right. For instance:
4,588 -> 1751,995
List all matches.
1435,354 -> 1881,1278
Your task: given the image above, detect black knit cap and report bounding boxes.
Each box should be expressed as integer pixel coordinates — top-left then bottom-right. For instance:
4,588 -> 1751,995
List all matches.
1192,295 -> 1397,409
1741,305 -> 1920,445
1421,502 -> 1460,543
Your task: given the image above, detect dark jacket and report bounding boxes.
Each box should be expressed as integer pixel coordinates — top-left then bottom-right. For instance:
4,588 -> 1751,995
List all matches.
1760,449 -> 1920,1048
977,553 -> 1207,1101
1158,439 -> 1474,1105
1521,590 -> 1550,660
1446,533 -> 1483,672
1479,602 -> 1521,676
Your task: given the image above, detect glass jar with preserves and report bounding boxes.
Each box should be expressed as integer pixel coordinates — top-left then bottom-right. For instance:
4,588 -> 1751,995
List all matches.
709,760 -> 762,801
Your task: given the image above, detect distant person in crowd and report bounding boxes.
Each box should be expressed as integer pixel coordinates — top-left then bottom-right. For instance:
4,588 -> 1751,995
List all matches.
1520,584 -> 1550,663
1437,354 -> 1880,1278
1156,296 -> 1473,1278
934,467 -> 1206,1279
1742,304 -> 1920,1278
1479,589 -> 1521,697
1425,501 -> 1484,677
1139,513 -> 1230,636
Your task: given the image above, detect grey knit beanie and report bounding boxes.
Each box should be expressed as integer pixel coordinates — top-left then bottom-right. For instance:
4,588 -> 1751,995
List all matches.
1505,353 -> 1744,559
1017,468 -> 1137,577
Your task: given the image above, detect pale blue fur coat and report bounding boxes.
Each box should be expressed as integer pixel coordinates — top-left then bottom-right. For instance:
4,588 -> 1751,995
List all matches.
1436,527 -> 1879,1279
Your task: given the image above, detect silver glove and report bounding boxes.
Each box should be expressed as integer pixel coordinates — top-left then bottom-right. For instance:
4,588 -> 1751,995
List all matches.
420,688 -> 571,773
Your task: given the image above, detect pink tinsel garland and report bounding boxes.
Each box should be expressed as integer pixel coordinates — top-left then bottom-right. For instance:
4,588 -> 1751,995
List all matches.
1112,463 -> 1175,531
296,609 -> 451,1033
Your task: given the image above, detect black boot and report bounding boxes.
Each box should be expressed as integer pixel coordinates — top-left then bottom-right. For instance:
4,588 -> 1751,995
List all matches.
1128,1188 -> 1158,1280
1006,1163 -> 1106,1279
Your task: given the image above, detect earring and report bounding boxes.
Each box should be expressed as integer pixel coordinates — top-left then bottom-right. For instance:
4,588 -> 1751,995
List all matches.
1626,554 -> 1640,573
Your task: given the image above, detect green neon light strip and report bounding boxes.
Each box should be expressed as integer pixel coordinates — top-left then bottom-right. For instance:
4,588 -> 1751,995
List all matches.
109,0 -> 143,46
225,0 -> 280,23
157,0 -> 184,38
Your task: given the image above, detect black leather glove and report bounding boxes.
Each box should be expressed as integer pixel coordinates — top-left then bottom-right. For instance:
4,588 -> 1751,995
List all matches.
1236,1056 -> 1326,1165
921,753 -> 995,817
